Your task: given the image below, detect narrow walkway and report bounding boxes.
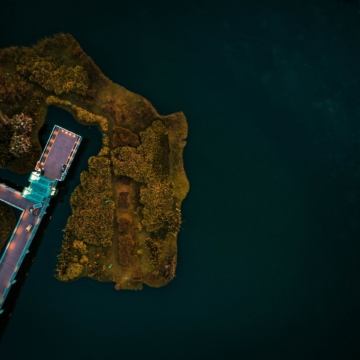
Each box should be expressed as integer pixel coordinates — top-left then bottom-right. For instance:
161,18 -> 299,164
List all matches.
0,185 -> 33,211
0,125 -> 82,312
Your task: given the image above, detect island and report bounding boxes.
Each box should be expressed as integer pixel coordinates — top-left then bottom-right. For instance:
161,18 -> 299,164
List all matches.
0,33 -> 189,290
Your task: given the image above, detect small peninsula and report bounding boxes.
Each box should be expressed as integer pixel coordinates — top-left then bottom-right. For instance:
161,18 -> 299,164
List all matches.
0,34 -> 189,290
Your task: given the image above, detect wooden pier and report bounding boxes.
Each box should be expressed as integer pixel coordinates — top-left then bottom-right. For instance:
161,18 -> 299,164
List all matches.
0,125 -> 82,313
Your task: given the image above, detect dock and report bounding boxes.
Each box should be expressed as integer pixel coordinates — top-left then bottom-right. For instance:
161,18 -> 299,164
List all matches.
0,125 -> 82,313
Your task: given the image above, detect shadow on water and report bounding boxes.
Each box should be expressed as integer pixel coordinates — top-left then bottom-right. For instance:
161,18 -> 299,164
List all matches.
38,122 -> 50,148
0,170 -> 30,190
0,106 -> 102,337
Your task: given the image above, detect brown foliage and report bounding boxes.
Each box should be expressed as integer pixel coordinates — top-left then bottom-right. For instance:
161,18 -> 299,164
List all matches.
101,103 -> 118,121
145,239 -> 161,264
0,202 -> 16,249
117,216 -> 132,232
24,32 -> 106,87
111,146 -> 148,183
112,126 -> 140,148
120,98 -> 159,133
111,120 -> 169,183
111,120 -> 179,233
118,234 -> 135,266
55,230 -> 74,280
159,246 -> 177,281
140,181 -> 180,233
63,262 -> 84,281
115,175 -> 132,185
132,271 -> 143,283
0,72 -> 32,106
86,88 -> 97,98
115,283 -> 121,290
16,51 -> 90,96
72,240 -> 88,254
0,123 -> 13,167
0,113 -> 34,157
69,43 -> 88,60
66,156 -> 115,247
0,46 -> 20,63
118,192 -> 130,209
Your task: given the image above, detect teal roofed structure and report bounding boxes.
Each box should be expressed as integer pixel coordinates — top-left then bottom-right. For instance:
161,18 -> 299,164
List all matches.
21,171 -> 56,203
21,125 -> 82,204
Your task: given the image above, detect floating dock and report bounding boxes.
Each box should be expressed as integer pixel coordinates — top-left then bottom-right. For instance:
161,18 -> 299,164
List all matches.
0,125 -> 82,313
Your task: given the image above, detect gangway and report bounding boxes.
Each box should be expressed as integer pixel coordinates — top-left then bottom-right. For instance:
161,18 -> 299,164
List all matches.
0,125 -> 82,313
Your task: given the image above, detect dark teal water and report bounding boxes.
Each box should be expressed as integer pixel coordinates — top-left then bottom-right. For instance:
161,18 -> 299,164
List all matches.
1,0 -> 360,359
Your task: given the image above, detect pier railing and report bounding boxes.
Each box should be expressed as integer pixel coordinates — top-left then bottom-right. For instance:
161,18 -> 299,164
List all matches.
0,184 -> 25,211
37,126 -> 59,167
59,131 -> 82,181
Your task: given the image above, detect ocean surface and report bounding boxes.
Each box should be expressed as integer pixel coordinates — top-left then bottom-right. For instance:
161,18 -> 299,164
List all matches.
1,0 -> 360,359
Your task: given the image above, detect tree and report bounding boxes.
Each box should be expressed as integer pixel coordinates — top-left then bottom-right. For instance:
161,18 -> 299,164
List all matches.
0,113 -> 34,158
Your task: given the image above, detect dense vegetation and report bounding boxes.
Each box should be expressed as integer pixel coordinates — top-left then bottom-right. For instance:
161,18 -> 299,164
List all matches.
0,113 -> 34,157
111,120 -> 181,235
56,156 -> 114,281
0,33 -> 103,172
0,202 -> 16,252
16,53 -> 90,95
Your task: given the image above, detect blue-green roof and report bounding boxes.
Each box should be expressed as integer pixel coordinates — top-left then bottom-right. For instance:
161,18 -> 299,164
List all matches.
21,172 -> 53,203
